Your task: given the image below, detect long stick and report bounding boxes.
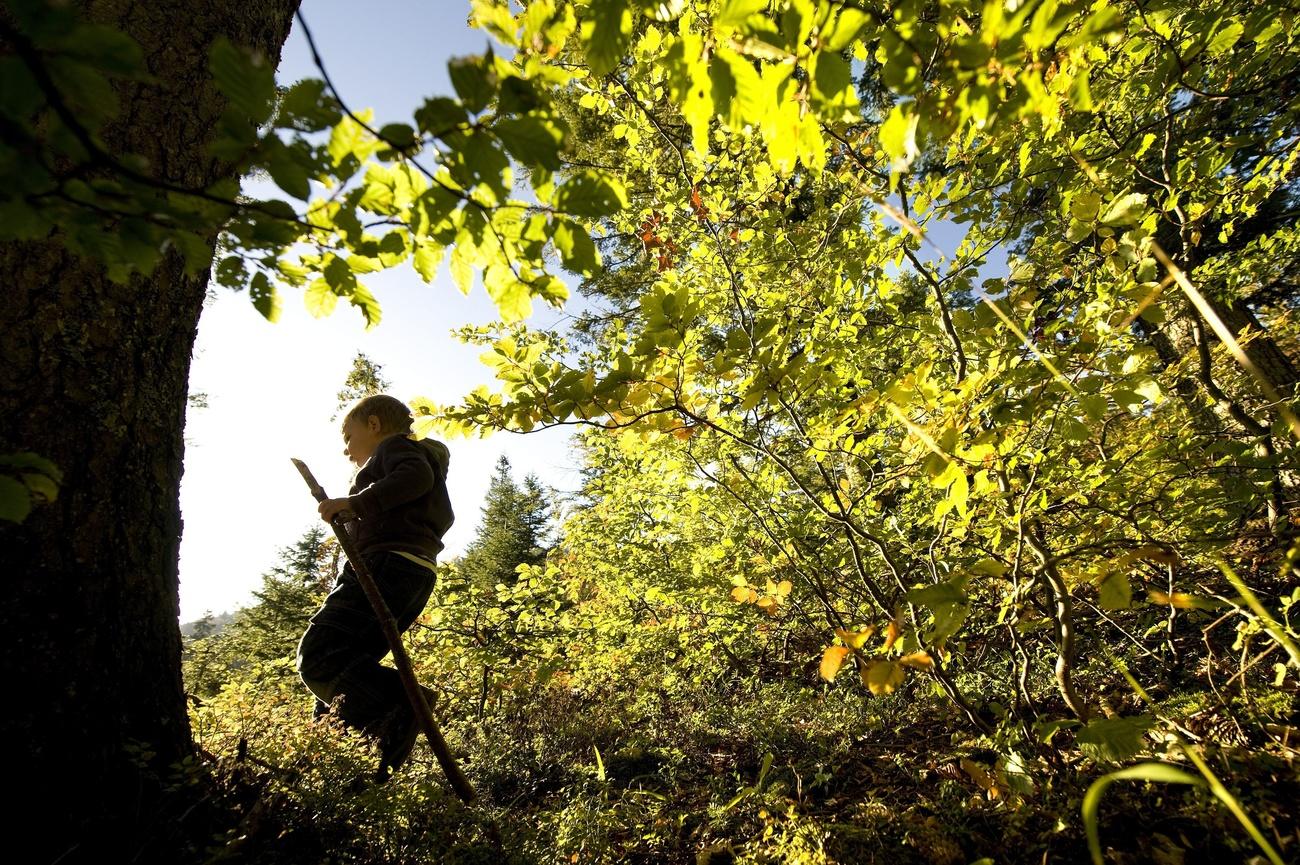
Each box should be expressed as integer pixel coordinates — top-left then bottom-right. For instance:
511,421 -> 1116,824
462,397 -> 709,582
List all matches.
290,457 -> 478,803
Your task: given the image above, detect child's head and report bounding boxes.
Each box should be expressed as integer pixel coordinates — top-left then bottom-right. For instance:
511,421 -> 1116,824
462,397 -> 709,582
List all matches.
340,394 -> 413,465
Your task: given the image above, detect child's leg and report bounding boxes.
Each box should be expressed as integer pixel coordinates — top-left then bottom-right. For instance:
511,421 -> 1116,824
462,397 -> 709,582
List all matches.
296,551 -> 436,731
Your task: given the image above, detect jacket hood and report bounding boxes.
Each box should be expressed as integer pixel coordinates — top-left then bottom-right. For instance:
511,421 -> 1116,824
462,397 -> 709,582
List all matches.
415,437 -> 450,479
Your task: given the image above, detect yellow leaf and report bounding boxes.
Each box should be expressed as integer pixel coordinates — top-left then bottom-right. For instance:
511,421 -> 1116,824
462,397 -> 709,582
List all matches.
863,660 -> 905,695
1148,591 -> 1221,611
730,586 -> 751,603
900,651 -> 934,670
756,596 -> 777,611
775,579 -> 793,597
820,646 -> 852,681
835,627 -> 876,649
960,758 -> 1002,799
883,614 -> 902,651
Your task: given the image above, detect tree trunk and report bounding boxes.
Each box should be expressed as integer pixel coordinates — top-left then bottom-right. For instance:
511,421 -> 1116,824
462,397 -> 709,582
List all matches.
0,1 -> 298,861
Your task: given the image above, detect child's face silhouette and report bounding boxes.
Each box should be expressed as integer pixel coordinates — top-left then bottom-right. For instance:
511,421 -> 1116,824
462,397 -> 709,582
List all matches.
341,414 -> 386,466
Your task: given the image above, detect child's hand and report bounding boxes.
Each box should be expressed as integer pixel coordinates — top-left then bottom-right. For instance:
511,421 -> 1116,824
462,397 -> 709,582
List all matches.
319,498 -> 356,523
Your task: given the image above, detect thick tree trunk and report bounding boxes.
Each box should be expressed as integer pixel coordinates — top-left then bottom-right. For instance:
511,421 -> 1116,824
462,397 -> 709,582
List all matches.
0,1 -> 298,861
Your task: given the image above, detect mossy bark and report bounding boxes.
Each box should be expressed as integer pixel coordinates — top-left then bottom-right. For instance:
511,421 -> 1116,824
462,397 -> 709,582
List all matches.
0,1 -> 298,860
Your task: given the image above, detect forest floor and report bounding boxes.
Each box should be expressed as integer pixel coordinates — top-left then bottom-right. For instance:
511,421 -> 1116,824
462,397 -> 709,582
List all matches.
149,652 -> 1299,865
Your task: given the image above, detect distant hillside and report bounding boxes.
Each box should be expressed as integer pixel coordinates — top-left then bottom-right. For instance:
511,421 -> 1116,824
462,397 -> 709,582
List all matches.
180,610 -> 236,639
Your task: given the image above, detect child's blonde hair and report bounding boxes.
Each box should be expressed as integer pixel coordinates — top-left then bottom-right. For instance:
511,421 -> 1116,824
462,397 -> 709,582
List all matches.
342,394 -> 413,435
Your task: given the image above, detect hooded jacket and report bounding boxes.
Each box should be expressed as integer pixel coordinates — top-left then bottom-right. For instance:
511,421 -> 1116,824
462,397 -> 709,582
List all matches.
345,434 -> 454,559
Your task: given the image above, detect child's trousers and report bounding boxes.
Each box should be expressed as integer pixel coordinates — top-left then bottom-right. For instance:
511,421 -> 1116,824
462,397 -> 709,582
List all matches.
296,549 -> 436,732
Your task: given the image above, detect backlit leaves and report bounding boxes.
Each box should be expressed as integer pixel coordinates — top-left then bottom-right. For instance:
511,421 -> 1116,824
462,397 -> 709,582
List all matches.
863,660 -> 905,695
209,37 -> 275,125
819,646 -> 851,681
879,105 -> 920,174
1076,714 -> 1155,762
582,0 -> 634,77
553,170 -> 629,216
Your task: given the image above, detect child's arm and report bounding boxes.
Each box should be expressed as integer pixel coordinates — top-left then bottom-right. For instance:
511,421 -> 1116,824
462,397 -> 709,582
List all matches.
347,440 -> 435,519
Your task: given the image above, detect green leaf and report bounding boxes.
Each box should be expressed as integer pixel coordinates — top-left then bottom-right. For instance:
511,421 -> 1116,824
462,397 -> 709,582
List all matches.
1079,393 -> 1108,422
0,452 -> 63,480
823,8 -> 871,51
415,97 -> 468,136
497,76 -> 544,114
493,115 -> 565,170
1097,570 -> 1132,610
459,134 -> 512,199
249,271 -> 280,323
305,277 -> 338,317
450,243 -> 475,295
21,471 -> 59,503
907,581 -> 969,607
665,29 -> 714,151
810,51 -> 859,119
448,53 -> 498,114
553,170 -> 628,216
377,122 -> 418,151
56,23 -> 146,77
266,143 -> 311,200
0,57 -> 42,118
582,0 -> 634,77
879,104 -> 920,172
412,241 -> 445,282
327,109 -> 377,166
484,262 -> 532,322
716,0 -> 768,29
1070,64 -> 1094,111
710,50 -> 765,128
1207,19 -> 1244,56
1076,714 -> 1154,762
47,56 -> 118,127
471,0 -> 520,44
552,218 -> 601,276
278,78 -> 339,131
377,230 -> 409,267
209,37 -> 275,125
1100,192 -> 1147,226
349,280 -> 382,329
1070,191 -> 1102,222
414,187 -> 460,237
0,475 -> 31,523
532,273 -> 568,305
1133,377 -> 1162,403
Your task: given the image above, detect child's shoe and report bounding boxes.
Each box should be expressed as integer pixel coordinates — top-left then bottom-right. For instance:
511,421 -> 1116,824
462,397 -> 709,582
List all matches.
376,685 -> 437,777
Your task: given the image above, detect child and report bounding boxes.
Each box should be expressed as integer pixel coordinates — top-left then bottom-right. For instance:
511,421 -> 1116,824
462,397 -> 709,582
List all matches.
295,393 -> 454,776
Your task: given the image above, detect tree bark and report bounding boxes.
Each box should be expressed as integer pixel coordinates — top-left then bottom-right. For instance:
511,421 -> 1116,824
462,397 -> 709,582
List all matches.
0,1 -> 298,861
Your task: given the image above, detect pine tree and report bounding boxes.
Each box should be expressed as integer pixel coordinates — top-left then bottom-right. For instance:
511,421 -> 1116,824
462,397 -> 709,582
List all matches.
182,525 -> 332,698
459,456 -> 551,591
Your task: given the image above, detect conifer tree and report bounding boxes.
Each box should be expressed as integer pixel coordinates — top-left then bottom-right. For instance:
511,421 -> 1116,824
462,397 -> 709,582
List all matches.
182,525 -> 332,698
458,456 -> 551,591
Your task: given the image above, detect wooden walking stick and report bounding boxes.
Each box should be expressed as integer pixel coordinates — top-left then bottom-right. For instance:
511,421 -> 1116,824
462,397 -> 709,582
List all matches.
290,457 -> 479,802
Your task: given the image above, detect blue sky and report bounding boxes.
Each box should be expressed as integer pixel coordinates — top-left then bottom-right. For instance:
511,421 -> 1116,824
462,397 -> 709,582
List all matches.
177,1 -> 581,621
